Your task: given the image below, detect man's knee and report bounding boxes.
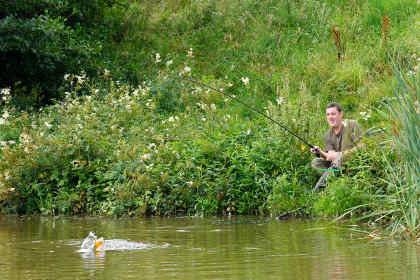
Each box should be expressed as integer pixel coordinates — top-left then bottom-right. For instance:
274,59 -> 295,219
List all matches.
311,158 -> 330,171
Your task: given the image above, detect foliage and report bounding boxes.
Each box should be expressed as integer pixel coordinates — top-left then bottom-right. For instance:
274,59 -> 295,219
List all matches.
0,0 -> 125,107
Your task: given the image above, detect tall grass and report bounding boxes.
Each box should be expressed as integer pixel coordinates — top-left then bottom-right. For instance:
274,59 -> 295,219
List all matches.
382,68 -> 420,237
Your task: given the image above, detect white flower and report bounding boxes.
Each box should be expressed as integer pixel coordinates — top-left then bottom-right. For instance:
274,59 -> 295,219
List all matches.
141,154 -> 151,161
155,53 -> 161,63
202,117 -> 206,122
360,111 -> 371,121
168,116 -> 175,122
187,48 -> 193,58
184,66 -> 191,73
166,60 -> 173,67
227,82 -> 233,87
64,74 -> 70,81
407,70 -> 415,77
75,73 -> 86,85
0,118 -> 6,125
241,77 -> 249,86
19,133 -> 31,144
44,122 -> 52,129
186,181 -> 194,186
276,97 -> 284,105
1,88 -> 11,95
210,104 -> 217,111
148,143 -> 157,149
8,141 -> 15,145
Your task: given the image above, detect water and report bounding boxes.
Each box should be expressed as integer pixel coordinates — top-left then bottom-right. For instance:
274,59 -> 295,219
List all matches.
0,216 -> 419,280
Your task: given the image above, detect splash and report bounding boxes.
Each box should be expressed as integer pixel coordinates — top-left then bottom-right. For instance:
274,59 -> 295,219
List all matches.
79,232 -> 168,252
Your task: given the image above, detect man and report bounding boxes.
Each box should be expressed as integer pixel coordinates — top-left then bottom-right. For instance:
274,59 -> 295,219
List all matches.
311,102 -> 363,174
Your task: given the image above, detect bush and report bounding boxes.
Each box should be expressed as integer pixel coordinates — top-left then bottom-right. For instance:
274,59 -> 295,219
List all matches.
0,0 -> 124,107
0,15 -> 95,107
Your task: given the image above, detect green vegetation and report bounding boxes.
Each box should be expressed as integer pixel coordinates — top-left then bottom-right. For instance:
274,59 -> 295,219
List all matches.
0,0 -> 419,237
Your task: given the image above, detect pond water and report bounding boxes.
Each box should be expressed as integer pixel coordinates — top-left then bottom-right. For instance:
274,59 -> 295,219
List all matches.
0,216 -> 419,280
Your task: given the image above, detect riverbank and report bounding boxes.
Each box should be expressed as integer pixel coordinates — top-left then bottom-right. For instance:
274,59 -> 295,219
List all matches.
0,0 -> 419,237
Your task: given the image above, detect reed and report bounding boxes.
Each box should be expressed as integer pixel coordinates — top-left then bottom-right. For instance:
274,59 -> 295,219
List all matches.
383,68 -> 420,237
381,14 -> 391,44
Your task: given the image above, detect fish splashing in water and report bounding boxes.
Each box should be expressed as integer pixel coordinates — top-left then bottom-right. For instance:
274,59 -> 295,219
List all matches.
80,232 -> 169,251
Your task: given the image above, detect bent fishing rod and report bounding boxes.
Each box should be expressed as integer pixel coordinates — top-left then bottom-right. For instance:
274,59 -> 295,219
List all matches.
179,77 -> 316,150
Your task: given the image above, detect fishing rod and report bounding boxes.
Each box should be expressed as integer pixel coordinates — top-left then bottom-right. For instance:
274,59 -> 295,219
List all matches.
179,77 -> 316,150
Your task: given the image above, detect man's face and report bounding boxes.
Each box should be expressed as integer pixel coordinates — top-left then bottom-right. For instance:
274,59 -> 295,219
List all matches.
326,107 -> 343,128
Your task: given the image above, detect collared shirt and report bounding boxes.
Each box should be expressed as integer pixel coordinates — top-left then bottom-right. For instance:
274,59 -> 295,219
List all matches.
324,119 -> 362,152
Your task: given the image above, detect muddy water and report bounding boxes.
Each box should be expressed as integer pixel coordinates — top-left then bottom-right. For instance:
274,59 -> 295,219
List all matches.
0,216 -> 419,280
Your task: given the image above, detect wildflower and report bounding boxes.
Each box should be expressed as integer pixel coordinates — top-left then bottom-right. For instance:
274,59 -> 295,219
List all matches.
407,70 -> 415,77
19,133 -> 31,144
247,129 -> 251,135
0,118 -> 6,125
186,181 -> 194,186
187,48 -> 193,58
241,77 -> 249,86
75,74 -> 86,85
227,82 -> 233,87
155,53 -> 161,63
166,60 -> 173,67
9,188 -> 15,192
78,124 -> 83,129
64,74 -> 70,81
210,104 -> 217,111
104,69 -> 110,78
1,88 -> 11,96
168,116 -> 175,122
45,122 -> 52,129
184,66 -> 191,73
149,143 -> 157,149
276,97 -> 284,105
360,111 -> 371,121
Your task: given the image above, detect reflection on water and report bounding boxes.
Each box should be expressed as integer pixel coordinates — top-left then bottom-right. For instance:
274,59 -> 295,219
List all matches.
0,216 -> 420,280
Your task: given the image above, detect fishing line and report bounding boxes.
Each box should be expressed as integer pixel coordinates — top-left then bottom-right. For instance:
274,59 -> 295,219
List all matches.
179,77 -> 316,149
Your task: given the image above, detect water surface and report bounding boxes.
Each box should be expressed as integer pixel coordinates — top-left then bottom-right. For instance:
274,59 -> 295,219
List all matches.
0,216 -> 419,279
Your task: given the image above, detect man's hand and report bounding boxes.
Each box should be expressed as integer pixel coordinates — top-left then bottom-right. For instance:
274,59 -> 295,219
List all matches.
311,146 -> 327,159
310,146 -> 320,154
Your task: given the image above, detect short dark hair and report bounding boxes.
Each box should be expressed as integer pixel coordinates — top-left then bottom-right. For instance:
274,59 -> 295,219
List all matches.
326,102 -> 342,112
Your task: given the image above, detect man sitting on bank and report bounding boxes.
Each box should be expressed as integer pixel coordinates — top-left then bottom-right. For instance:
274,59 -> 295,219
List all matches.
310,102 -> 363,172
